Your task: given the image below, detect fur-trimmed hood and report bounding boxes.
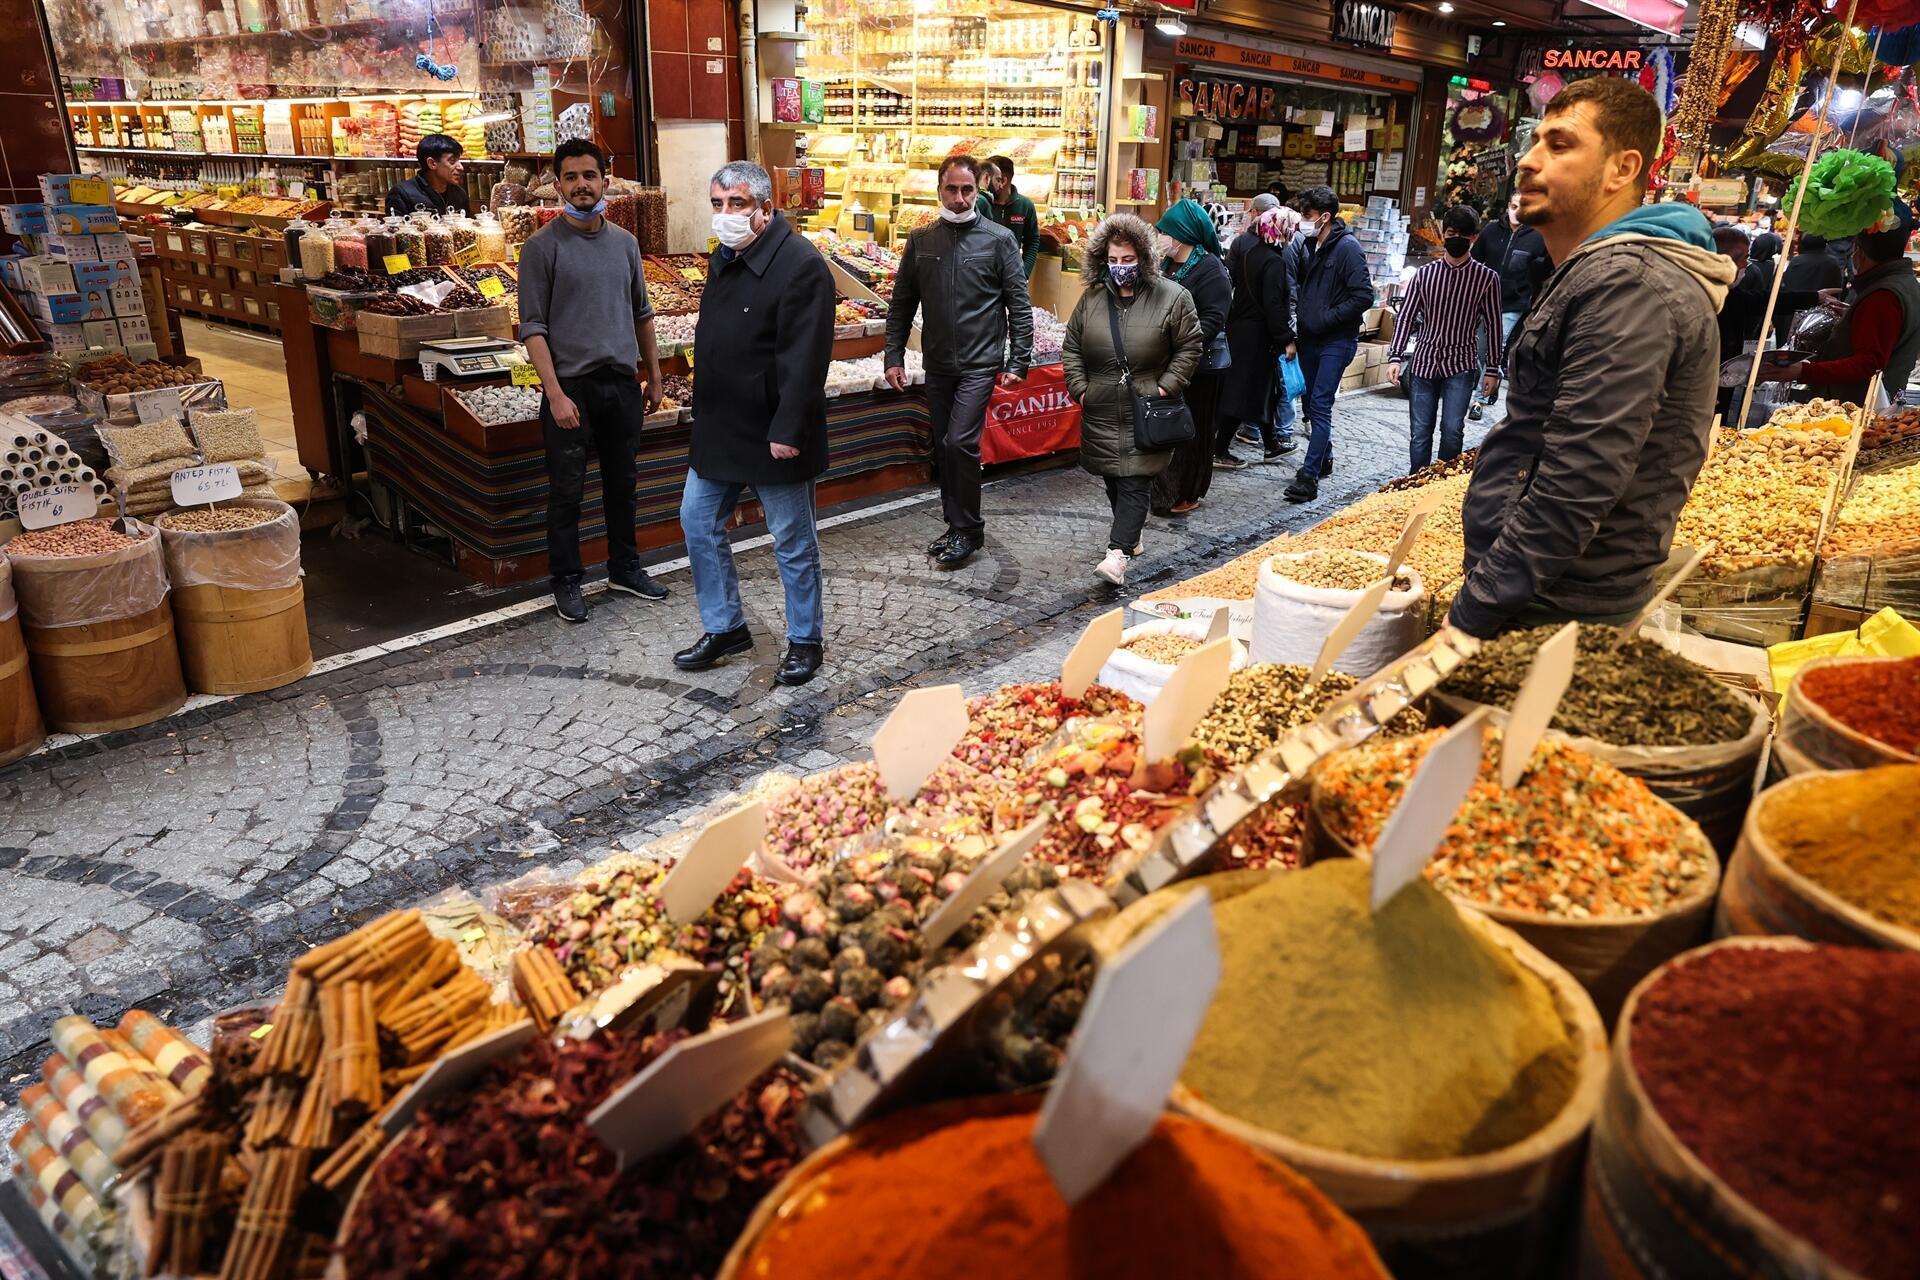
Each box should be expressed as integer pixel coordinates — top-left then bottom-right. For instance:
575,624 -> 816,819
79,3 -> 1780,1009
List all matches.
1085,213 -> 1163,287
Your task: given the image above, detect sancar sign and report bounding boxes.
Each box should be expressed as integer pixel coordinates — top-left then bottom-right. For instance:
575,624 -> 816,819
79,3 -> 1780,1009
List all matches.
1332,0 -> 1397,53
1542,47 -> 1645,72
980,365 -> 1081,465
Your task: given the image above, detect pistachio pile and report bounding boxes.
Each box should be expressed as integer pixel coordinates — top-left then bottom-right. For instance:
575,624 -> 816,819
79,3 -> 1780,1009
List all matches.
1189,663 -> 1426,766
1268,549 -> 1411,593
157,507 -> 280,533
1676,428 -> 1845,577
1119,633 -> 1200,665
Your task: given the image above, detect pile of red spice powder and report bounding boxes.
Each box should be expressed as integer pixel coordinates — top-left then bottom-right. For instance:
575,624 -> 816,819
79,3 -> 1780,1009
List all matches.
339,1029 -> 805,1279
733,1096 -> 1388,1279
1628,945 -> 1920,1280
1799,656 -> 1920,755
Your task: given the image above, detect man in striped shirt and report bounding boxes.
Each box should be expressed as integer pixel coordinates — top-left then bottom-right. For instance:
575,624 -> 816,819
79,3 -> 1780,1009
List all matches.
1387,205 -> 1504,470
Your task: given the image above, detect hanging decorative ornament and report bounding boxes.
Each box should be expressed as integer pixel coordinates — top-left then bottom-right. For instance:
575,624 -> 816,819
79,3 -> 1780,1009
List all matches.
1448,97 -> 1508,144
1783,147 -> 1898,236
1841,0 -> 1920,31
1804,21 -> 1880,77
1722,49 -> 1808,168
1672,0 -> 1740,149
1649,122 -> 1682,189
1737,0 -> 1830,54
1528,72 -> 1565,114
1719,51 -> 1764,107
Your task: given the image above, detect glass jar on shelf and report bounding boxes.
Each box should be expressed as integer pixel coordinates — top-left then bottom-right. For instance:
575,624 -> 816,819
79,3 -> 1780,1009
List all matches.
424,218 -> 455,265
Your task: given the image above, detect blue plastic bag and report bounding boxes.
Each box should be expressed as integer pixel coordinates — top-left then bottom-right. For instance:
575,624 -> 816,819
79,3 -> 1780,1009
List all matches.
1279,353 -> 1307,399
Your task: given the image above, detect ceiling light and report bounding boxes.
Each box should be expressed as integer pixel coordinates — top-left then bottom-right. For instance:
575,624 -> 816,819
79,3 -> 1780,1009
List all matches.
1492,18 -> 1506,24
1155,14 -> 1187,34
1437,2 -> 1454,11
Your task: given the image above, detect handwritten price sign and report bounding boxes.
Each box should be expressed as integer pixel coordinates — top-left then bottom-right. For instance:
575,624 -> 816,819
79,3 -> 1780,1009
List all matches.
170,463 -> 242,507
18,483 -> 98,531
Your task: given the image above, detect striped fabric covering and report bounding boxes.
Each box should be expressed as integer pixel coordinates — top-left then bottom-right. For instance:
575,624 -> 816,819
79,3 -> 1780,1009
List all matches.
361,381 -> 934,561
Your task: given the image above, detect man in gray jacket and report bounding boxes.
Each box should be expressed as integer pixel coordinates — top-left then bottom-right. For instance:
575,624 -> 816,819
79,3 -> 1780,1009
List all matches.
1448,76 -> 1736,638
885,154 -> 1033,568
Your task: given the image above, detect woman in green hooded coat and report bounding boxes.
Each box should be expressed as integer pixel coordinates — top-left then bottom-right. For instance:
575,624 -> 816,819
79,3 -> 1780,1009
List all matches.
1147,199 -> 1234,515
1063,213 -> 1204,588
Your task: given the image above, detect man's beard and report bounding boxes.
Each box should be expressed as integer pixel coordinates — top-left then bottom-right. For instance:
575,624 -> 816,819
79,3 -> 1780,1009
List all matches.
1517,170 -> 1604,229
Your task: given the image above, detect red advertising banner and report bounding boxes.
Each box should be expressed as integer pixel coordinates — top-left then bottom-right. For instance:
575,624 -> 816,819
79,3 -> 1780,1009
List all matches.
981,363 -> 1081,465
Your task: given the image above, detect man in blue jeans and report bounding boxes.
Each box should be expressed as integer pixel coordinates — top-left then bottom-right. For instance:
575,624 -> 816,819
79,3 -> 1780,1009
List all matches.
1286,186 -> 1376,503
675,161 -> 838,686
1387,204 -> 1504,470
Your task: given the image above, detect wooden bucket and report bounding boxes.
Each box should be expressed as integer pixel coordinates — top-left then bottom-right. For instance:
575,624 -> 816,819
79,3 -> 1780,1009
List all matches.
1107,873 -> 1608,1280
1307,783 -> 1721,1029
1715,771 -> 1920,952
1576,937 -> 1865,1280
0,558 -> 46,765
1776,655 -> 1918,773
718,1092 -> 1392,1280
160,502 -> 311,695
10,532 -> 185,734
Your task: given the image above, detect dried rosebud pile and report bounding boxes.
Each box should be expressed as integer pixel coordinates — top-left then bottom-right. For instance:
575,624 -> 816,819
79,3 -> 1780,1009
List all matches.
523,863 -> 778,1012
752,830 -> 1060,1066
761,763 -> 888,872
907,758 -> 1021,831
340,1029 -> 807,1280
1012,720 -> 1201,880
952,681 -> 1141,779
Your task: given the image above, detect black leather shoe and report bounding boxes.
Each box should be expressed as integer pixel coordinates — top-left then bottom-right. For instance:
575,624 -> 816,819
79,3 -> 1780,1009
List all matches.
927,529 -> 959,555
1213,452 -> 1250,471
553,576 -> 588,623
1284,478 -> 1318,504
1262,441 -> 1298,462
1320,455 -> 1333,478
607,563 -> 667,601
932,533 -> 982,569
673,625 -> 753,671
775,642 -> 824,686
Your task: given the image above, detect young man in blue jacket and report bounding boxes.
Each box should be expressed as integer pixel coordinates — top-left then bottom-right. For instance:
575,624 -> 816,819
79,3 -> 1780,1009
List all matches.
1285,185 -> 1376,503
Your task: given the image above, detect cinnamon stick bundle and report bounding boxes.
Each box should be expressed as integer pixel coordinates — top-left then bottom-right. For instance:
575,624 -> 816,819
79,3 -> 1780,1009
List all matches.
114,1094 -> 212,1180
312,1117 -> 391,1195
321,981 -> 381,1116
218,1147 -> 307,1280
372,938 -> 461,1016
149,1130 -> 226,1278
257,974 -> 322,1078
289,1072 -> 333,1151
301,911 -> 431,987
243,1080 -> 300,1151
381,969 -> 492,1063
511,947 -> 582,1035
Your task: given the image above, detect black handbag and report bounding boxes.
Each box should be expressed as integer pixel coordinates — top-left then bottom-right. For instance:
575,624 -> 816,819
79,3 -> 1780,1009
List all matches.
1106,290 -> 1196,452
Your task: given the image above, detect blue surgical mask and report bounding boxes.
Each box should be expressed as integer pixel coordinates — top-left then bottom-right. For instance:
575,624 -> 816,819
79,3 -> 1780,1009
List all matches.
562,197 -> 609,223
1108,262 -> 1139,287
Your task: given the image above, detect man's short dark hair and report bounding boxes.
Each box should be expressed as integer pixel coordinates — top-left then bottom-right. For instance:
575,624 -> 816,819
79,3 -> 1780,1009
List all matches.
416,133 -> 463,171
1712,225 -> 1750,252
985,155 -> 1014,182
554,139 -> 608,176
1542,76 -> 1663,194
938,154 -> 982,184
1859,224 -> 1911,263
1442,205 -> 1480,236
1801,233 -> 1829,252
1297,185 -> 1339,215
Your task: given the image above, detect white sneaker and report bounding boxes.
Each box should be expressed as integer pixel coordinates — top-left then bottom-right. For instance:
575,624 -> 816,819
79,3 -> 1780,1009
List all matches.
1096,548 -> 1131,585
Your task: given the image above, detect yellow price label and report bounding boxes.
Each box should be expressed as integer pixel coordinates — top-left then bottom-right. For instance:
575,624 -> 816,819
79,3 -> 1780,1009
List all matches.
476,276 -> 506,300
684,346 -> 694,370
511,363 -> 541,387
679,267 -> 704,282
461,926 -> 487,942
454,243 -> 483,266
70,176 -> 114,204
250,1023 -> 275,1040
383,254 -> 412,274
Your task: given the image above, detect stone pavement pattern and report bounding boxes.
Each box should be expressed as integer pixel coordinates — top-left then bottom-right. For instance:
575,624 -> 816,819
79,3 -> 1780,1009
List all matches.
0,389 -> 1495,1101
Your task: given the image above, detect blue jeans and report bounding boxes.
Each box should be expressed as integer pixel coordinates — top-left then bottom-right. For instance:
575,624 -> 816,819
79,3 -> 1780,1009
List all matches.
679,468 -> 824,646
1270,358 -> 1297,442
1295,336 -> 1356,484
1407,369 -> 1476,470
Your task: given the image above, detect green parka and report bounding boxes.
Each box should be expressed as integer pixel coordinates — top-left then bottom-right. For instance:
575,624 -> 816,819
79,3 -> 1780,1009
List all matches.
1063,271 -> 1203,479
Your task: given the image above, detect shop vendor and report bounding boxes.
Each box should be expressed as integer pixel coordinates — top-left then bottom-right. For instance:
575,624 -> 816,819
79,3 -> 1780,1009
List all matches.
1762,200 -> 1920,405
385,133 -> 472,217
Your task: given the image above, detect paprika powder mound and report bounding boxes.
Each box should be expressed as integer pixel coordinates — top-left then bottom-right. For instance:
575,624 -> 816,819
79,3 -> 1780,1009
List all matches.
731,1094 -> 1389,1280
1628,945 -> 1920,1280
1797,654 -> 1920,756
1757,765 -> 1920,933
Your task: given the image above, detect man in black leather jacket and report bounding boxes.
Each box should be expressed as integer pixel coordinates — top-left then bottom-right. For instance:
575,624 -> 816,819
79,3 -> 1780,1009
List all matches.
885,154 -> 1034,568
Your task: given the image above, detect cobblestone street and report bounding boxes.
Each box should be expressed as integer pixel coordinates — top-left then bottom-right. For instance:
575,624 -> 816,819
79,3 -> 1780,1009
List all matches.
0,387 -> 1495,1103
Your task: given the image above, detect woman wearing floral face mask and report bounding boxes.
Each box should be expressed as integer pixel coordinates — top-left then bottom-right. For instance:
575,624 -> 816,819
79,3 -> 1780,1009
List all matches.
1062,214 -> 1205,587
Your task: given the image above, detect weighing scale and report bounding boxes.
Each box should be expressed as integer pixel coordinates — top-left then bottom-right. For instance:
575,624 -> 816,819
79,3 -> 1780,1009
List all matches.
419,337 -> 526,380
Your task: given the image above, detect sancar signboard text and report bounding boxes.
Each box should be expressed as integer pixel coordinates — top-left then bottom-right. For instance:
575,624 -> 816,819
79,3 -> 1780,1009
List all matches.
1173,35 -> 1419,95
1332,0 -> 1397,53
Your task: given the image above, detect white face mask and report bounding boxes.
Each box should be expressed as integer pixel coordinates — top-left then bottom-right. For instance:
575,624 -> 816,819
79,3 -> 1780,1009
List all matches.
712,211 -> 757,249
940,204 -> 978,224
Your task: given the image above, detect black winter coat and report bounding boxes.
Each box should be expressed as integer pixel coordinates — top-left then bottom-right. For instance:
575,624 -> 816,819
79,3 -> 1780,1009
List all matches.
1219,231 -> 1294,422
1295,219 -> 1374,342
689,215 -> 836,486
1471,220 -> 1552,321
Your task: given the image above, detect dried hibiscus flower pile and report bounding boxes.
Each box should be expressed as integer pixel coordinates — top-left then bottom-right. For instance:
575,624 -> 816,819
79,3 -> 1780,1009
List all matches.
339,1029 -> 806,1279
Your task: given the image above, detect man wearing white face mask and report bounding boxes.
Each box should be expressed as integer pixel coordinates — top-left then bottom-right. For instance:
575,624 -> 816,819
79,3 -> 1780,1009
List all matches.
884,154 -> 1033,568
674,161 -> 837,686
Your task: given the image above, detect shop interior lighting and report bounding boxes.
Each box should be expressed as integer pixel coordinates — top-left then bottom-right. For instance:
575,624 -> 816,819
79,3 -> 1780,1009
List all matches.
1155,14 -> 1188,34
1492,18 -> 1507,25
1833,87 -> 1864,112
1437,2 -> 1455,12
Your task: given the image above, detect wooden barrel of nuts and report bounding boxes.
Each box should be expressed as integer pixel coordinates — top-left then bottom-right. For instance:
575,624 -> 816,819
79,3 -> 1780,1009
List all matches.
1715,772 -> 1920,952
0,557 -> 46,765
1306,786 -> 1721,1029
9,523 -> 185,734
1097,873 -> 1608,1280
158,501 -> 311,695
1576,937 -> 1864,1280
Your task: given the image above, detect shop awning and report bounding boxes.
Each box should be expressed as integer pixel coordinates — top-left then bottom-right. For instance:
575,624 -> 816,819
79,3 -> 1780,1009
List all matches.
1568,0 -> 1687,36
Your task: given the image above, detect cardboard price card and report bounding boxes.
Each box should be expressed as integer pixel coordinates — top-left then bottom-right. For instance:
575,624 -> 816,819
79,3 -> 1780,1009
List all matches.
657,800 -> 765,924
476,276 -> 506,300
872,684 -> 969,801
170,463 -> 242,507
1061,609 -> 1124,699
383,254 -> 412,274
510,363 -> 541,387
1499,622 -> 1578,788
1369,707 -> 1488,911
587,1009 -> 792,1167
17,483 -> 98,531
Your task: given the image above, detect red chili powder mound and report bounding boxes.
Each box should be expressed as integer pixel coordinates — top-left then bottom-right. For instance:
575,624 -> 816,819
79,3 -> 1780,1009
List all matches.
1799,656 -> 1920,755
734,1097 -> 1388,1280
1629,946 -> 1920,1279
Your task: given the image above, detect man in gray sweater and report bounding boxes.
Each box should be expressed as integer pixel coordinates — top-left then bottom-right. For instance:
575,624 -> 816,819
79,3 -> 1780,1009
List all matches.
518,138 -> 668,623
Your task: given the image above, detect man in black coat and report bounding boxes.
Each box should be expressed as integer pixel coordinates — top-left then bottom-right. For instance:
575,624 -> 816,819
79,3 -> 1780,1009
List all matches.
1286,185 -> 1376,503
1468,190 -> 1551,420
674,161 -> 837,686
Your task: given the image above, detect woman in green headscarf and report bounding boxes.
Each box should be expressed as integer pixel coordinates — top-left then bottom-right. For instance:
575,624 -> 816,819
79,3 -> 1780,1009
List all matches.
1149,199 -> 1233,516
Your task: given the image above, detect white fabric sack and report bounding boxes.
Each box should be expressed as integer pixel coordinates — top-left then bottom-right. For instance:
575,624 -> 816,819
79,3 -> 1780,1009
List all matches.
1251,551 -> 1426,678
1098,619 -> 1248,706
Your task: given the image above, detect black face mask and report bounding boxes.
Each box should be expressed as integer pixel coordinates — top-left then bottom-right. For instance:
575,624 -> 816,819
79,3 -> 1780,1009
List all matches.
1445,236 -> 1472,259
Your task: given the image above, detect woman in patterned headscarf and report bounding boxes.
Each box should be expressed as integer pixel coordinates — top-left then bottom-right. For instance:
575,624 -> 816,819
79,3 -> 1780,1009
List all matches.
1216,205 -> 1305,466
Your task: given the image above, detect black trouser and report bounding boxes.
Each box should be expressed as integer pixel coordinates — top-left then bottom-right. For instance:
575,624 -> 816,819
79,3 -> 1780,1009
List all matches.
924,369 -> 997,536
542,367 -> 641,581
1104,475 -> 1152,551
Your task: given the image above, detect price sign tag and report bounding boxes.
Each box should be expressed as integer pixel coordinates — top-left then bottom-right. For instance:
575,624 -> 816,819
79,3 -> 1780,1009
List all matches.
1309,576 -> 1394,687
510,363 -> 541,387
679,267 -> 704,282
476,275 -> 506,300
1032,890 -> 1220,1204
872,684 -> 969,801
1205,604 -> 1231,644
18,484 -> 98,531
170,463 -> 241,507
588,1009 -> 792,1167
454,242 -> 483,267
1369,708 -> 1488,911
382,1019 -> 536,1134
657,799 -> 764,924
383,253 -> 412,274
1142,637 -> 1233,760
920,817 -> 1048,951
1061,608 -> 1124,699
1386,486 -> 1446,578
1499,622 -> 1578,788
70,176 -> 113,204
135,387 -> 185,424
